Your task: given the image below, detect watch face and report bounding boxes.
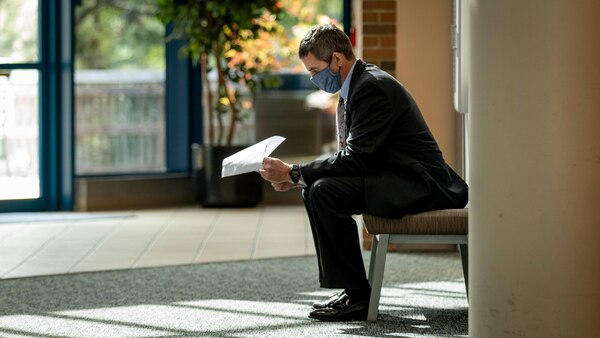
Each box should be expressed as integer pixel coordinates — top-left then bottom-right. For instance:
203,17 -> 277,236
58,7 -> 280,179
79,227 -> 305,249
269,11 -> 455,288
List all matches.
290,165 -> 300,183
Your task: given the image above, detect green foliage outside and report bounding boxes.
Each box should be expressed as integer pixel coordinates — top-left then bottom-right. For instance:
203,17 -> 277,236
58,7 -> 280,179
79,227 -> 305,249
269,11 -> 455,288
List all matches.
0,0 -> 38,63
75,0 -> 164,70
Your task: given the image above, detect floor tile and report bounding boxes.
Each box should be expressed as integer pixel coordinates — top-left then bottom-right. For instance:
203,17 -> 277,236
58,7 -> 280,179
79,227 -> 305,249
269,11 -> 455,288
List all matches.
0,206 -> 317,279
0,224 -> 69,277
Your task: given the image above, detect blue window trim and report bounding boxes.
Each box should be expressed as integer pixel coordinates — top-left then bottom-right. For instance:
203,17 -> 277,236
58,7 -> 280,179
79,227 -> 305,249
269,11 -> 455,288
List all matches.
0,63 -> 39,69
344,0 -> 352,37
165,23 -> 203,173
42,0 -> 74,211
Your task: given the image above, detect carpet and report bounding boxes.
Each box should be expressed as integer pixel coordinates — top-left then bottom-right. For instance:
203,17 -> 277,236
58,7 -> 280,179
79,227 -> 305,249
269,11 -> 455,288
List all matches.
0,252 -> 468,337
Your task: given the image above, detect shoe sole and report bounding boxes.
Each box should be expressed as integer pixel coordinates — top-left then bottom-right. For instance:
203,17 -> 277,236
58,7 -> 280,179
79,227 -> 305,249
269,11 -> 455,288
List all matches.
308,310 -> 368,322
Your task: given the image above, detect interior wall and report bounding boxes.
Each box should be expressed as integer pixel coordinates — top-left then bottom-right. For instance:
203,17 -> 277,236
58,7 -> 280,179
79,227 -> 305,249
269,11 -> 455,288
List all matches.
396,0 -> 458,171
469,0 -> 600,336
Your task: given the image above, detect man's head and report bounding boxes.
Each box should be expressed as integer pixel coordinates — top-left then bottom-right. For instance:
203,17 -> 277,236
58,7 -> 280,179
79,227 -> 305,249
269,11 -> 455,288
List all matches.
299,24 -> 356,93
299,24 -> 355,63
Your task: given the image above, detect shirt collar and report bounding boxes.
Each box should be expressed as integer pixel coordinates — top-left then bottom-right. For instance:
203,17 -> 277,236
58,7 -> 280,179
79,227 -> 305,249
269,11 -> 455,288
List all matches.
339,59 -> 358,105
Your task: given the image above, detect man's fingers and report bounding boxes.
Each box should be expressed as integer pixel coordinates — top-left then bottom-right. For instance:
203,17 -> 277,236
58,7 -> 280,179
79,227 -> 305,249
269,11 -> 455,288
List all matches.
261,169 -> 281,184
262,169 -> 273,180
262,157 -> 275,169
260,157 -> 291,184
259,170 -> 272,182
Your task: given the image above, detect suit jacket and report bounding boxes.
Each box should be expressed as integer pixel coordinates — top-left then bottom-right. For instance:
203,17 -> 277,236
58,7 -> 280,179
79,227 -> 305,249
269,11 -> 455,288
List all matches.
300,60 -> 468,218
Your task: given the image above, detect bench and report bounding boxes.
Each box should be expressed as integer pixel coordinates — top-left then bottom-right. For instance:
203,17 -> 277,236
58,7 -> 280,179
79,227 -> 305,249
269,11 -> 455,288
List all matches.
362,208 -> 469,321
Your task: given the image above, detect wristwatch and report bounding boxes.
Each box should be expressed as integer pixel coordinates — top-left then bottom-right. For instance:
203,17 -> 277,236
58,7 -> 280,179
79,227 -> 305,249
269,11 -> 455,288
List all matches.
289,164 -> 300,184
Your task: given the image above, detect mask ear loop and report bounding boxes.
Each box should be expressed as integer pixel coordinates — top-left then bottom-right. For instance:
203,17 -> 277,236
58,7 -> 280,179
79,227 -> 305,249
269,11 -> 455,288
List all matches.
330,52 -> 342,76
336,55 -> 343,79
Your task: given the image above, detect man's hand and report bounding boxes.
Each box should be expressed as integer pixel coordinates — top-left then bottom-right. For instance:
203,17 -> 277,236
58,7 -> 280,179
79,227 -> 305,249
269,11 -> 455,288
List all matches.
260,157 -> 292,183
271,181 -> 300,192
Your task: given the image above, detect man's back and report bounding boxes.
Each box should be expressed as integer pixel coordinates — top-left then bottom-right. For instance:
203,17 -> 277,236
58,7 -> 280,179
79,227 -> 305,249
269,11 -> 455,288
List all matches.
346,60 -> 468,217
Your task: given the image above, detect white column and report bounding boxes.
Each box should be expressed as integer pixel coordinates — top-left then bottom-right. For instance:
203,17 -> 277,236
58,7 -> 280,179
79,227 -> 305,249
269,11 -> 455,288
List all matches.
469,0 -> 600,336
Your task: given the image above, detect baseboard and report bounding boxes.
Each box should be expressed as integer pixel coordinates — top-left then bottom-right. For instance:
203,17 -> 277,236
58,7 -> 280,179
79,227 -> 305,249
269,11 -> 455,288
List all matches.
75,174 -> 195,211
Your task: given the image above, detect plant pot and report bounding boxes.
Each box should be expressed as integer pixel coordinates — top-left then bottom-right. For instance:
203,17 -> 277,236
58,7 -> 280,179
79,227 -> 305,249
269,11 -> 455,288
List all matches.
193,144 -> 263,208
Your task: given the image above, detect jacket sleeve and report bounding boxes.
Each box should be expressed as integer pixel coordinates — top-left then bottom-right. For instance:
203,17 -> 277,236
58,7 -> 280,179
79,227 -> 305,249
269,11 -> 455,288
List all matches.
300,80 -> 402,187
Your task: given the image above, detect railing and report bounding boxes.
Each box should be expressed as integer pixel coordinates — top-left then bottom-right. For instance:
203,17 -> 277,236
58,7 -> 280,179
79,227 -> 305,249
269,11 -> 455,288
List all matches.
75,70 -> 166,174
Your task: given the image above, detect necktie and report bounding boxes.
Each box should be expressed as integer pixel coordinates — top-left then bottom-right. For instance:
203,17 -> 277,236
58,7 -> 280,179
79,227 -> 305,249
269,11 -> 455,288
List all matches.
336,97 -> 347,151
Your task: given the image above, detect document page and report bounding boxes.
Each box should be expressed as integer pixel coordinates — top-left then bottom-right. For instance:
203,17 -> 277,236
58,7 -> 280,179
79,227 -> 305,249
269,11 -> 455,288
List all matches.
221,136 -> 286,178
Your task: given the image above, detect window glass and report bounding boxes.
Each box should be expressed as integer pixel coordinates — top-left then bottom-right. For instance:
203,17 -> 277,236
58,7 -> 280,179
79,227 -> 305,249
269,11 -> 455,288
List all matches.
0,70 -> 40,200
75,0 -> 165,174
0,0 -> 40,201
0,0 -> 38,63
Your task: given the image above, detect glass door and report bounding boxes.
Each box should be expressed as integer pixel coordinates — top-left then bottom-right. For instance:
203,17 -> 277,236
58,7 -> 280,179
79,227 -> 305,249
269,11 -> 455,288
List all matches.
0,0 -> 42,207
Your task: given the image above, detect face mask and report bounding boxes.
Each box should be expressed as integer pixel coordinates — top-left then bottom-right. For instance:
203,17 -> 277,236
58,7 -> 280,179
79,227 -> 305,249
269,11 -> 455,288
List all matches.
310,57 -> 341,93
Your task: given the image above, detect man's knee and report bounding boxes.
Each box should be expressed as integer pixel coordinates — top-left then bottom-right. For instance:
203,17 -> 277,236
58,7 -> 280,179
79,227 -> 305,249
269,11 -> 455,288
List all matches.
308,177 -> 339,203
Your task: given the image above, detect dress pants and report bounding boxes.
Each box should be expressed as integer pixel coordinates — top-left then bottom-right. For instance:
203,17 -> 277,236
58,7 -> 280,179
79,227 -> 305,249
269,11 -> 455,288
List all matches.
302,176 -> 371,291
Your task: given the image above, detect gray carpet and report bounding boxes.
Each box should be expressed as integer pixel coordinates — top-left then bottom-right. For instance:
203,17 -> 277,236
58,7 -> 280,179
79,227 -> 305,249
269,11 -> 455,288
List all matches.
0,252 -> 468,338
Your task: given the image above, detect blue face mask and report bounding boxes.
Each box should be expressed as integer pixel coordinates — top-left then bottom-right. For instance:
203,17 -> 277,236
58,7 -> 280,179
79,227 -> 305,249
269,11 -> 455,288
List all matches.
310,57 -> 341,93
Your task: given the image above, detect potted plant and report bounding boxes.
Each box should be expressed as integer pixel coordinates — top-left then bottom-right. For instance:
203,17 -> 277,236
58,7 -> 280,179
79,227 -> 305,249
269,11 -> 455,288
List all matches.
157,0 -> 283,207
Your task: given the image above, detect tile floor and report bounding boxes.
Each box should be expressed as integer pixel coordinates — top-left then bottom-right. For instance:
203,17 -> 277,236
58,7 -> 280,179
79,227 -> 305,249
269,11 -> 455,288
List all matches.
0,206 -> 328,279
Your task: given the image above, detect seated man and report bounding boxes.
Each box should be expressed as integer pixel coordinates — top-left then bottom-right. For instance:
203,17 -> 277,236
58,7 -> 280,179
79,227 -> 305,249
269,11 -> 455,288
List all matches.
260,24 -> 468,321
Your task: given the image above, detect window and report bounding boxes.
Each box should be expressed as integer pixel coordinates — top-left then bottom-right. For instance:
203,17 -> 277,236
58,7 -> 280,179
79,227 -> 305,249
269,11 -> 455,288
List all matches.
75,0 -> 166,175
0,0 -> 41,200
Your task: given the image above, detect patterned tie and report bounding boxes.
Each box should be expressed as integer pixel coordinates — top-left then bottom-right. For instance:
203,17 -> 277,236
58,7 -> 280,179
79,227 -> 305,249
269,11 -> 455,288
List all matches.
336,96 -> 347,151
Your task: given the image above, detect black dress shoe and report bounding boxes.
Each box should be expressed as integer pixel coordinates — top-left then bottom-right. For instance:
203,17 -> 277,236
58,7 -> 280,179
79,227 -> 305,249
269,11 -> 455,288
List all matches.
308,293 -> 368,322
312,291 -> 345,309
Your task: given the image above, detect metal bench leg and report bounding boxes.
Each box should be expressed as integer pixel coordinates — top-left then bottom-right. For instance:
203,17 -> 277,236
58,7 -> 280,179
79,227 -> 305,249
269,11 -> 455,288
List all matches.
367,233 -> 379,284
367,234 -> 389,321
459,243 -> 469,301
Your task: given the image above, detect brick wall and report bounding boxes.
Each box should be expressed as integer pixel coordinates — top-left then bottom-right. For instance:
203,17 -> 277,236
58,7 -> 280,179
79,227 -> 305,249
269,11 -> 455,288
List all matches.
361,0 -> 397,77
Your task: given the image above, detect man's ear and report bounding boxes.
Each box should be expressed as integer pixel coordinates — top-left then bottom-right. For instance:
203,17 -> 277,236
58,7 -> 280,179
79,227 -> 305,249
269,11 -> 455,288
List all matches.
332,52 -> 342,67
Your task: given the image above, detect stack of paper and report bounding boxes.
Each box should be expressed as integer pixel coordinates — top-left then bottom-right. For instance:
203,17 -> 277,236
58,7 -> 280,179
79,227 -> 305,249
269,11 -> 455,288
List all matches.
221,136 -> 286,178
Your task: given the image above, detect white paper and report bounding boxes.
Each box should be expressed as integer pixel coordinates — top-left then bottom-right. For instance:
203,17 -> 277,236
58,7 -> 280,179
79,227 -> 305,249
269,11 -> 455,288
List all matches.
221,136 -> 286,178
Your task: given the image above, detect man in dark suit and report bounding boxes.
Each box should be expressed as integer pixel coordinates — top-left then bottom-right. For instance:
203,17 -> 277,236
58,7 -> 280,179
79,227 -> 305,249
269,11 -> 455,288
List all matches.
260,24 -> 468,321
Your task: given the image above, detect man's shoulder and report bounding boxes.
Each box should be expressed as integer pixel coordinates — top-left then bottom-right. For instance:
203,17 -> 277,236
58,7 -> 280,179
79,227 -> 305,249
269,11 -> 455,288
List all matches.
352,63 -> 404,95
364,64 -> 399,83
